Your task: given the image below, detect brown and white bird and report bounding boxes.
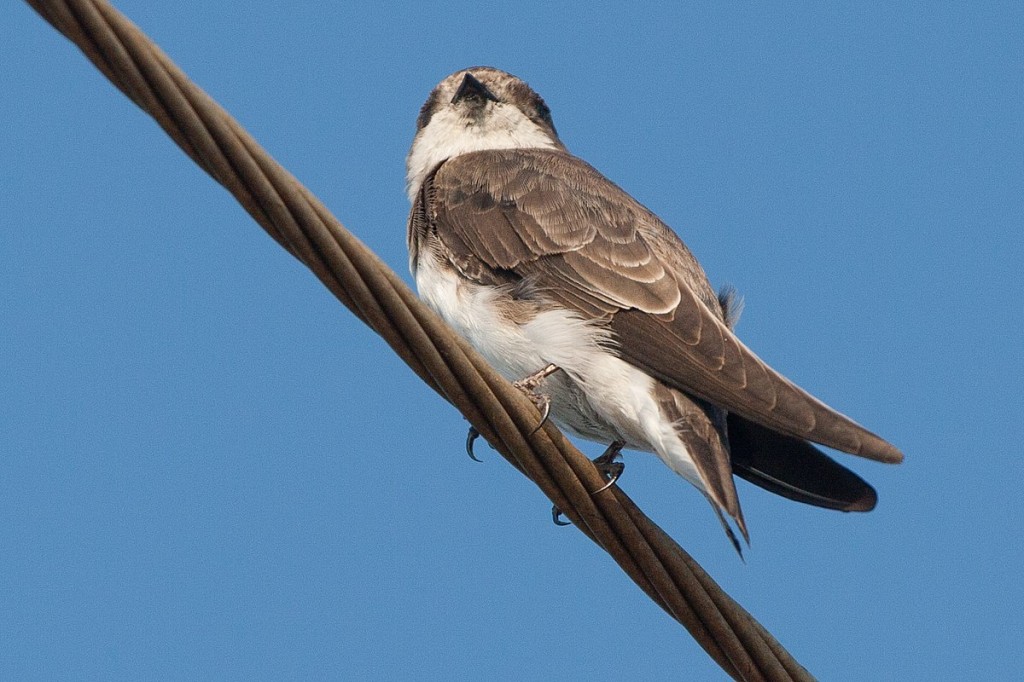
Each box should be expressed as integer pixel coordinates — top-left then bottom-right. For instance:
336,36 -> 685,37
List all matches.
406,66 -> 902,550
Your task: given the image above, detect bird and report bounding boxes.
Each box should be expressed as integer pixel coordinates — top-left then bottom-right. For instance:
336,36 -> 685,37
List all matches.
405,66 -> 902,551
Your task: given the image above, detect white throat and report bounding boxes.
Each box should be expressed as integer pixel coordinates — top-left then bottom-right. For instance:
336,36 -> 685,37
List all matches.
406,103 -> 559,201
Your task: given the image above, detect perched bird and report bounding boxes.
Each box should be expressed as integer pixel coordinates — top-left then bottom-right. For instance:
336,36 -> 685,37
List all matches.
405,66 -> 902,550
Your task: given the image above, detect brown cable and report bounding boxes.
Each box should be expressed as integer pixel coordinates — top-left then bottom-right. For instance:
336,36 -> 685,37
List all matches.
24,1 -> 817,679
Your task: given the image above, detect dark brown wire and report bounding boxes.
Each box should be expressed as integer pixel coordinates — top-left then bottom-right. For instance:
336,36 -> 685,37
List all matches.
24,2 -> 817,680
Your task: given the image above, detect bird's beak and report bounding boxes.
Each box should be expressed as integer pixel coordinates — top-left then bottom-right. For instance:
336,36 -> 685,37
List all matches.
452,73 -> 498,105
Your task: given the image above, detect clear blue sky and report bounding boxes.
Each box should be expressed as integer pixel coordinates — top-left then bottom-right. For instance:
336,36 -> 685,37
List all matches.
3,2 -> 1022,680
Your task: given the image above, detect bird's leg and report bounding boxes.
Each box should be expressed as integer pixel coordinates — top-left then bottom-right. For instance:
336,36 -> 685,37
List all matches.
514,362 -> 562,391
464,364 -> 561,461
551,440 -> 627,526
512,363 -> 561,434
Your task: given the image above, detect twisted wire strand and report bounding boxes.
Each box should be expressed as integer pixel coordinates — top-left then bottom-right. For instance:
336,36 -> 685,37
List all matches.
25,2 -> 816,679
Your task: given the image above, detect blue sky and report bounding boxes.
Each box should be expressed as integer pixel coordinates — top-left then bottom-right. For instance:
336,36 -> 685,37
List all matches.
3,2 -> 1022,679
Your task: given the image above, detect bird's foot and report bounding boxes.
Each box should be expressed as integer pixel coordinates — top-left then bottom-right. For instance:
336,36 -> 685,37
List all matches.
464,364 -> 561,462
513,363 -> 561,435
590,441 -> 625,494
551,441 -> 626,526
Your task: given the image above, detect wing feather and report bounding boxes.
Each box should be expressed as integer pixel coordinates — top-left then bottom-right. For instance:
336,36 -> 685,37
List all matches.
417,148 -> 902,464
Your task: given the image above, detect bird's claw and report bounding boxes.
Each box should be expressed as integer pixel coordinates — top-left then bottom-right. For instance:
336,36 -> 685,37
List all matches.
590,441 -> 626,494
551,506 -> 572,526
551,441 -> 627,526
528,396 -> 552,436
466,426 -> 483,462
591,461 -> 625,494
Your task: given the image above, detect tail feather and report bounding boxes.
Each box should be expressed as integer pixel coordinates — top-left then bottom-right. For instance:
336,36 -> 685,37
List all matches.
728,414 -> 877,512
652,384 -> 748,552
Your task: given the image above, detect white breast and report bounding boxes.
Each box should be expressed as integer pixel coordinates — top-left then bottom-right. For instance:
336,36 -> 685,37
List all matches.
414,252 -> 557,381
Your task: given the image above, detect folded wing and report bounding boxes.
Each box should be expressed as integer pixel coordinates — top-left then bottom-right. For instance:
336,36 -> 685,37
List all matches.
416,148 -> 902,465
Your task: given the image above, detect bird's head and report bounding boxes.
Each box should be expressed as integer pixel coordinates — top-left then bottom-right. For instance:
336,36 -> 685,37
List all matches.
406,67 -> 564,199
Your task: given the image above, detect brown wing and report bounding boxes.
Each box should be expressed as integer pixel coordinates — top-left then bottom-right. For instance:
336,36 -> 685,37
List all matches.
417,148 -> 902,464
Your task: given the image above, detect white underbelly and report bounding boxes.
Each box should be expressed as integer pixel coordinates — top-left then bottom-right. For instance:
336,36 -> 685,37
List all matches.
413,255 -> 704,490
